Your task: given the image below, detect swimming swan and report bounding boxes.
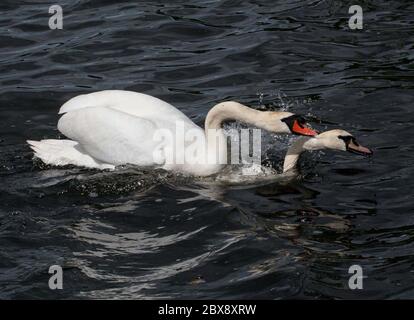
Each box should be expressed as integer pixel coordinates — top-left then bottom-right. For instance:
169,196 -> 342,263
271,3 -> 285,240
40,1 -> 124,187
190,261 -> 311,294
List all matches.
27,90 -> 317,176
206,129 -> 372,186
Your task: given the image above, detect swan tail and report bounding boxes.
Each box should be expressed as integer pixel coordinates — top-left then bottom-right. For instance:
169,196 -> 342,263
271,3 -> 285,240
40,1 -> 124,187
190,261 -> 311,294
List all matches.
27,139 -> 115,170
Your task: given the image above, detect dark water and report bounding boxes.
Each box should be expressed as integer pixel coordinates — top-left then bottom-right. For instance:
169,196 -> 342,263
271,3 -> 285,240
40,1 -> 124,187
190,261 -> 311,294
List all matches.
1,0 -> 414,299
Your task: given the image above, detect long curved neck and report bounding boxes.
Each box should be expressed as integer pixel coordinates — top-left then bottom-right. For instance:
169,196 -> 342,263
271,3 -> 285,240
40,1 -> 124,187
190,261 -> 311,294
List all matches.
202,101 -> 270,174
204,101 -> 270,131
203,101 -> 292,174
283,137 -> 318,173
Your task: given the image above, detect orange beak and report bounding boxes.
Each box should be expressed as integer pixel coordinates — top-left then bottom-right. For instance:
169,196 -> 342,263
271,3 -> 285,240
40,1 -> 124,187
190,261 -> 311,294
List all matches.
292,120 -> 318,136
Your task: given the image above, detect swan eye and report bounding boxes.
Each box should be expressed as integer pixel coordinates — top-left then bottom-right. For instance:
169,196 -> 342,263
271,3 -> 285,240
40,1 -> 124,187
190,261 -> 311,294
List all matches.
338,135 -> 353,144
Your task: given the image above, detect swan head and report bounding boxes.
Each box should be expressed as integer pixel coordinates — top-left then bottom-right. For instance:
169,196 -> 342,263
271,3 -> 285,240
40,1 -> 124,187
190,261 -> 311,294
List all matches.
283,129 -> 372,173
308,129 -> 373,155
205,101 -> 318,136
277,113 -> 318,136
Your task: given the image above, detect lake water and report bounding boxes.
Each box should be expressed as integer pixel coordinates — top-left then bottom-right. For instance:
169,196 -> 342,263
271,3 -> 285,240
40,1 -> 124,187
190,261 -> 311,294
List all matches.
1,0 -> 414,299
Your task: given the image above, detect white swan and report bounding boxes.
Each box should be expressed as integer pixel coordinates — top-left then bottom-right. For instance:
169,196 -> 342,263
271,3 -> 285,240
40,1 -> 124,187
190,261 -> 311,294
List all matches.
27,90 -> 317,176
205,129 -> 372,186
283,129 -> 372,173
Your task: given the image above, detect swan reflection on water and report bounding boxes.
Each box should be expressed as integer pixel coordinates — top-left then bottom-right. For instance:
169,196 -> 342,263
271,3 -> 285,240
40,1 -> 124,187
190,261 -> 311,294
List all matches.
32,160 -> 352,299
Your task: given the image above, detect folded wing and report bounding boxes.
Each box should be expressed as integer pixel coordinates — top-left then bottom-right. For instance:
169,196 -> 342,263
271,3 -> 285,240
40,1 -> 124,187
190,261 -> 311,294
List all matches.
58,106 -> 165,167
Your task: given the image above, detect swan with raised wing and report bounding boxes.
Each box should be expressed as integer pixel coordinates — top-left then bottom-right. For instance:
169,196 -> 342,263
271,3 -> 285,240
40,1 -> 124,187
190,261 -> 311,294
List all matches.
27,90 -> 317,176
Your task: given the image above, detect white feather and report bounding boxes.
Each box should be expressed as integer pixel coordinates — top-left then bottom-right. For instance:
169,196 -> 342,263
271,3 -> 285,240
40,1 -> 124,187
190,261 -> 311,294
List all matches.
27,139 -> 114,169
30,90 -> 210,174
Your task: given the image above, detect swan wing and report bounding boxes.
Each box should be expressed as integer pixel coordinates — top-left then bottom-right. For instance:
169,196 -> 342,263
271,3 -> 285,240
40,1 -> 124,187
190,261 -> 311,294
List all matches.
57,106 -> 166,166
58,90 -> 191,123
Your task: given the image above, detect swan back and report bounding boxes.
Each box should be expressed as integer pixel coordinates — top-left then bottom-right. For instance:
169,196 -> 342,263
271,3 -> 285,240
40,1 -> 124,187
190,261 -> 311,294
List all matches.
58,90 -> 192,124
